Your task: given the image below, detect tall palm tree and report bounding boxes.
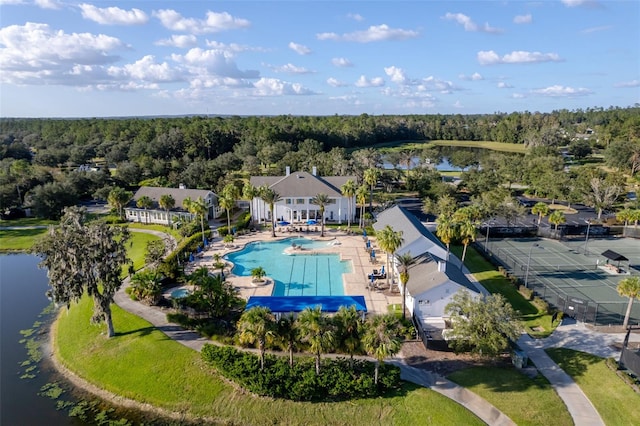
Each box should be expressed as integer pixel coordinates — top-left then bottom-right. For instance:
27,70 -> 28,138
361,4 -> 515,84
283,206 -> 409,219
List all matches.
260,188 -> 281,237
395,252 -> 416,320
108,186 -> 132,219
617,277 -> 640,328
363,168 -> 379,214
356,184 -> 368,228
548,210 -> 566,231
311,193 -> 331,237
136,195 -> 153,224
218,193 -> 235,231
242,182 -> 258,224
159,194 -> 175,226
237,306 -> 276,371
341,179 -> 356,229
362,313 -> 403,385
532,202 -> 550,227
436,215 -> 456,260
376,225 -> 403,288
297,306 -> 335,375
457,219 -> 476,264
333,305 -> 363,369
184,196 -> 208,243
275,313 -> 298,367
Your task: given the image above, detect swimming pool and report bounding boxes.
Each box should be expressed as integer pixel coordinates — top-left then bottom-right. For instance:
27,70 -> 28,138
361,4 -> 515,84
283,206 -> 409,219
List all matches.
225,238 -> 350,296
170,287 -> 190,299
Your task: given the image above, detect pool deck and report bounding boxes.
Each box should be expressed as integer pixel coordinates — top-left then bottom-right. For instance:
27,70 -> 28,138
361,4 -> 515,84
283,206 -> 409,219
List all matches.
184,228 -> 401,315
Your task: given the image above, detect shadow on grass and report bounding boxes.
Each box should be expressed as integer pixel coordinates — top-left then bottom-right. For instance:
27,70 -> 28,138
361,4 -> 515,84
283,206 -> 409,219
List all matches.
0,228 -> 47,238
545,347 -> 602,379
114,326 -> 159,338
448,365 -> 551,393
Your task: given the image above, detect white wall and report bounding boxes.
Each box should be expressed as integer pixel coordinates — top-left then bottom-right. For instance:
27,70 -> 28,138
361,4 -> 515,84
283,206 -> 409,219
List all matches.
412,282 -> 463,319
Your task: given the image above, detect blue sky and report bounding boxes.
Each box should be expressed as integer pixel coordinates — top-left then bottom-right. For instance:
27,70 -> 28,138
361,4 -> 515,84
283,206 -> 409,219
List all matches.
1,0 -> 638,117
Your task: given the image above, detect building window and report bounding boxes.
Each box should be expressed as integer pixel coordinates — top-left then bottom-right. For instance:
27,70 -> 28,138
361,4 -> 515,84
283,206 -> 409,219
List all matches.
286,198 -> 292,205
296,198 -> 305,204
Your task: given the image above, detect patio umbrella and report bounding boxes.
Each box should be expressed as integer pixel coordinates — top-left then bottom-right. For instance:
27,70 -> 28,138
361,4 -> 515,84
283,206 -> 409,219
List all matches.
306,219 -> 318,225
278,221 -> 290,226
189,253 -> 194,262
363,229 -> 367,237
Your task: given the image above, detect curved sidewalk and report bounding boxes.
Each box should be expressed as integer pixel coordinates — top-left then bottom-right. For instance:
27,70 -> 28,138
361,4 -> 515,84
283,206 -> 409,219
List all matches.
518,334 -> 604,426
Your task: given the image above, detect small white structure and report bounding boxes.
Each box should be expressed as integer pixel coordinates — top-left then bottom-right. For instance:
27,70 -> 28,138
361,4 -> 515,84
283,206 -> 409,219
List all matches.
250,168 -> 356,225
373,205 -> 483,342
124,186 -> 221,225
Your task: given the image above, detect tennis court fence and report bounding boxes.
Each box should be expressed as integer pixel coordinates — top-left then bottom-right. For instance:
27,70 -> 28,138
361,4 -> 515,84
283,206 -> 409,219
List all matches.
477,242 -> 636,325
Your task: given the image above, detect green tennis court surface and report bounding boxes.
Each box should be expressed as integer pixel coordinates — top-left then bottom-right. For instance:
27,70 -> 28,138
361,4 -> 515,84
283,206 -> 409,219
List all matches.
479,237 -> 640,325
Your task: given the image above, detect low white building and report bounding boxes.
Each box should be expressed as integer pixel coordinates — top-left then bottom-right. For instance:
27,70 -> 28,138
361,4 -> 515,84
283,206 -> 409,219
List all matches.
373,205 -> 484,343
124,186 -> 221,226
250,167 -> 356,225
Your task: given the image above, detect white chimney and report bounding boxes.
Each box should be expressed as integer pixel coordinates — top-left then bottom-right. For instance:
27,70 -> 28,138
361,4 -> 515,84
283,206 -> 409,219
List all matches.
312,166 -> 317,176
286,166 -> 290,176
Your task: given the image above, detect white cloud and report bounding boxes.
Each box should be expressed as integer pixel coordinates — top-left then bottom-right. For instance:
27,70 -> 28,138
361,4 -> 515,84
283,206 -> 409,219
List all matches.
614,80 -> 639,88
317,24 -> 419,43
581,26 -> 612,34
331,57 -> 353,67
153,9 -> 250,34
253,78 -> 316,96
35,0 -> 60,9
79,4 -> 148,25
497,81 -> 514,88
453,101 -> 464,109
0,22 -> 125,85
355,75 -> 385,87
513,14 -> 532,24
459,72 -> 484,81
347,13 -> 364,21
288,42 -> 311,55
327,77 -> 347,87
443,13 -> 502,33
107,55 -> 179,83
421,76 -> 457,93
206,40 -> 266,53
478,50 -> 562,65
384,66 -> 408,84
170,48 -> 259,79
269,63 -> 313,74
530,85 -> 592,97
156,34 -> 198,48
561,0 -> 601,8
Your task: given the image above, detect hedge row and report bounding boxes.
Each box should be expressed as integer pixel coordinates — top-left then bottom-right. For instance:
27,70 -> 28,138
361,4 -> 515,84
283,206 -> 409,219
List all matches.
201,344 -> 401,402
158,230 -> 212,279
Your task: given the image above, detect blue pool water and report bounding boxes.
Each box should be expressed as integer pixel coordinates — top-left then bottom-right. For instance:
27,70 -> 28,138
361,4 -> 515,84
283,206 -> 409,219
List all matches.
170,287 -> 190,299
225,238 -> 350,296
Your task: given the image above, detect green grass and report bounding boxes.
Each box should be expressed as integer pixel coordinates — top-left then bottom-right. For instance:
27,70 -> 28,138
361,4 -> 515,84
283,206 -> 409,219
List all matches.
0,217 -> 57,227
366,140 -> 526,154
55,297 -> 484,425
126,231 -> 161,272
448,366 -> 572,426
452,245 -> 555,338
124,222 -> 182,241
0,227 -> 49,251
546,348 -> 640,425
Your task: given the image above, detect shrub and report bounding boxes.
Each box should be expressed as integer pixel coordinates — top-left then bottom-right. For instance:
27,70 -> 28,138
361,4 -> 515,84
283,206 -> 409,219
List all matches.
158,231 -> 211,279
201,344 -> 401,402
518,285 -> 534,300
532,296 -> 549,313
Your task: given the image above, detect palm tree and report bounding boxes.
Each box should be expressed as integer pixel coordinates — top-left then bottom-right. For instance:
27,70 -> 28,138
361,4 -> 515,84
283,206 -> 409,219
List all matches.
251,266 -> 266,283
376,225 -> 403,289
532,202 -> 550,227
548,210 -> 566,231
260,188 -> 281,237
436,215 -> 457,260
341,179 -> 356,229
617,277 -> 640,328
362,313 -> 403,385
159,194 -> 175,226
218,193 -> 235,231
275,313 -> 298,367
616,208 -> 634,229
242,182 -> 258,224
129,269 -> 163,305
108,186 -> 133,219
356,184 -> 368,229
311,193 -> 331,237
457,219 -> 477,264
136,195 -> 153,224
184,196 -> 208,243
237,306 -> 276,371
395,252 -> 416,320
363,168 -> 379,214
333,305 -> 363,369
297,306 -> 335,375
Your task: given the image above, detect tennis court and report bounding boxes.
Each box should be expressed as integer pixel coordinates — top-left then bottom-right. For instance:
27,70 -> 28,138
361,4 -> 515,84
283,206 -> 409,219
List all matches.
479,236 -> 640,325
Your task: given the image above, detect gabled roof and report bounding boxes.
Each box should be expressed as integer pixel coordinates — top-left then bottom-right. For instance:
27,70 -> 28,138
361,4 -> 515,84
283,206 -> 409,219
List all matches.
373,205 -> 447,260
130,186 -> 216,211
250,171 -> 355,198
405,253 -> 479,296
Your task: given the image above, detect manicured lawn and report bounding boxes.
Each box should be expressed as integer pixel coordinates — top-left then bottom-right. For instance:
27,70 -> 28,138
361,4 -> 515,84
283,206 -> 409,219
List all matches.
448,366 -> 572,426
546,348 -> 640,425
55,297 -> 484,425
126,231 -> 161,272
125,222 -> 182,240
370,140 -> 526,154
0,217 -> 57,227
452,245 -> 555,337
0,227 -> 48,251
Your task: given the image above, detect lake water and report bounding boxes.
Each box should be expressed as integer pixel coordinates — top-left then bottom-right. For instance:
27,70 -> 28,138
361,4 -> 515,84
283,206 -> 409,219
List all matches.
0,254 -> 70,425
